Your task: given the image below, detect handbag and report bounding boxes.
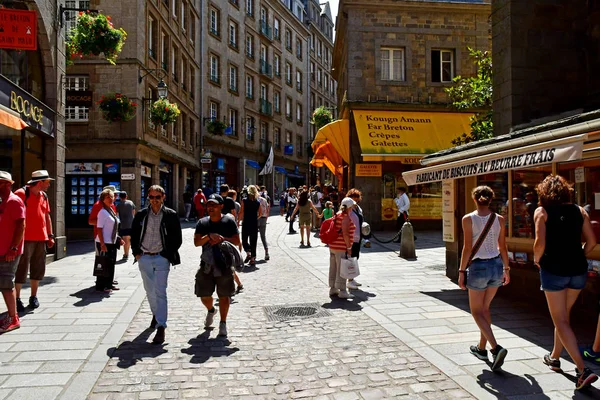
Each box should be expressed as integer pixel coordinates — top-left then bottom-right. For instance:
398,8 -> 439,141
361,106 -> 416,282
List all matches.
467,212 -> 497,268
93,251 -> 115,277
340,255 -> 360,279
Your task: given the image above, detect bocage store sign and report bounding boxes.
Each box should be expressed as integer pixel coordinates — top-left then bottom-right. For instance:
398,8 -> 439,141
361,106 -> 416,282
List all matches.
0,76 -> 55,137
403,140 -> 584,186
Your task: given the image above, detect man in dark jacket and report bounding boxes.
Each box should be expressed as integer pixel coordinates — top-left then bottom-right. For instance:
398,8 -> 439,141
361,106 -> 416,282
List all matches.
131,185 -> 182,344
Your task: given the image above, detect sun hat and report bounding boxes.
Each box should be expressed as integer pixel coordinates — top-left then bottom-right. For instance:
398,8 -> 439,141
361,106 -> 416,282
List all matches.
0,171 -> 14,184
341,197 -> 356,208
206,194 -> 224,204
27,170 -> 55,184
103,185 -> 118,192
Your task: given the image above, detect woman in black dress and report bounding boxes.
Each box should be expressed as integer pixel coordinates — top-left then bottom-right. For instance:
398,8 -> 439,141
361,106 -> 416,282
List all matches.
238,185 -> 262,266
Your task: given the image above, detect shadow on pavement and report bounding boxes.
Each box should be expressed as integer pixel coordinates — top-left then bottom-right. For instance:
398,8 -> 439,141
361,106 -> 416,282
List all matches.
21,275 -> 57,289
476,370 -> 551,399
322,289 -> 376,312
66,241 -> 96,257
181,329 -> 240,363
70,286 -> 110,307
107,327 -> 167,368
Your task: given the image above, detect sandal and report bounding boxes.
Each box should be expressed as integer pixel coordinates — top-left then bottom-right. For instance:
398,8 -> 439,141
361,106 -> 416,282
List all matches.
307,242 -> 311,247
300,242 -> 305,248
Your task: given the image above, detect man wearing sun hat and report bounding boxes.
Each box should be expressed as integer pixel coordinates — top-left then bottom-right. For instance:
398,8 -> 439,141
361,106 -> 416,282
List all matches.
13,170 -> 55,312
0,171 -> 25,332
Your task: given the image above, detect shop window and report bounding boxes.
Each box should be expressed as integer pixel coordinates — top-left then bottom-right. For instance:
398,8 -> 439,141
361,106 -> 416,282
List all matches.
559,159 -> 600,243
65,76 -> 89,121
511,166 -> 552,238
477,173 -> 509,235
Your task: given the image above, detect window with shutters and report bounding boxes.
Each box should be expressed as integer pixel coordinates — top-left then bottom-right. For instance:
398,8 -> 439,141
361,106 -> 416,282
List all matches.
381,48 -> 405,81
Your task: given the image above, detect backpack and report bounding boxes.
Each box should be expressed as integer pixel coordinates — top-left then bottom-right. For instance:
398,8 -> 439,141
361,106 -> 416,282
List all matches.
320,215 -> 341,245
22,186 -> 48,207
311,191 -> 319,205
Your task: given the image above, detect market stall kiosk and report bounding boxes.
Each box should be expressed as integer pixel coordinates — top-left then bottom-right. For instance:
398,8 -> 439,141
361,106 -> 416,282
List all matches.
402,111 -> 600,307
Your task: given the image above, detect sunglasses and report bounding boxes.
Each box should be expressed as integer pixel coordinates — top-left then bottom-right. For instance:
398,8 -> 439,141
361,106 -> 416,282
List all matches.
148,195 -> 162,200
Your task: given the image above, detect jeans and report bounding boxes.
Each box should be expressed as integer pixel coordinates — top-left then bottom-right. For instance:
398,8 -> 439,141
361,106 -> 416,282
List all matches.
540,270 -> 587,292
329,249 -> 348,292
258,217 -> 268,250
466,256 -> 503,291
242,223 -> 258,258
138,254 -> 170,328
184,203 -> 192,219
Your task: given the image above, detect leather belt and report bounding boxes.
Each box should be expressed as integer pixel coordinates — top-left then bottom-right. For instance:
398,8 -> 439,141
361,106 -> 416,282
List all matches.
143,252 -> 160,256
473,255 -> 500,261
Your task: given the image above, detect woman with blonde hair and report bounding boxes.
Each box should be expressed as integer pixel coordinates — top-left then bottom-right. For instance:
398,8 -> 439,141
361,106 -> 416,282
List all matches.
458,185 -> 510,371
238,185 -> 261,266
328,197 -> 356,299
534,175 -> 597,390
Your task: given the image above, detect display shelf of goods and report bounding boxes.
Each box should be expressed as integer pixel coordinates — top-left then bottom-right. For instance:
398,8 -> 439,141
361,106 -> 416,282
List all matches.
206,120 -> 227,135
150,99 -> 180,126
311,106 -> 333,130
98,93 -> 137,123
66,12 -> 127,65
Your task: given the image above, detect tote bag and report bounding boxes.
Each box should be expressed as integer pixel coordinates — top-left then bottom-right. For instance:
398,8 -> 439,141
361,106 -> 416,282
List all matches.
93,252 -> 115,277
340,256 -> 360,279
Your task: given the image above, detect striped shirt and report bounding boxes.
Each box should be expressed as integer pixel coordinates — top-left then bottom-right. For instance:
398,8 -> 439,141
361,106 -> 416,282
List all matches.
329,213 -> 356,251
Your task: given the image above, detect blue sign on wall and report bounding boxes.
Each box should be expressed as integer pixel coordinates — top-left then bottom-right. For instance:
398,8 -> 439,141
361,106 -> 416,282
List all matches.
284,144 -> 293,155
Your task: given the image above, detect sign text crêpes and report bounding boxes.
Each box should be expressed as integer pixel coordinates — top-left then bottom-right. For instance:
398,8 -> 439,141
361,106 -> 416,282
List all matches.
353,110 -> 473,156
403,141 -> 584,186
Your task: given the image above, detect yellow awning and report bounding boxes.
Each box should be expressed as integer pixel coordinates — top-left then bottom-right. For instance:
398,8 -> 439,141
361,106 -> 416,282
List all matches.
352,110 -> 473,157
310,141 -> 343,181
311,119 -> 350,163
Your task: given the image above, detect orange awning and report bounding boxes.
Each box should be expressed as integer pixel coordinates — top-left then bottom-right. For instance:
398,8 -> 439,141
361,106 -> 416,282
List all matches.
0,108 -> 27,130
311,141 -> 343,181
311,119 -> 350,163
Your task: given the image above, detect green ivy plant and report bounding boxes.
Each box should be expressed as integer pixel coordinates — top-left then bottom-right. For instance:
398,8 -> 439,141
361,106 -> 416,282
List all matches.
150,98 -> 180,126
206,120 -> 228,135
98,93 -> 137,123
66,12 -> 127,66
311,106 -> 333,130
445,48 -> 493,147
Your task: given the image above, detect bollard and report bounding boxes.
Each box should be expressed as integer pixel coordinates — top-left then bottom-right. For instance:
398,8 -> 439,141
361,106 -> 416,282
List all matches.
399,221 -> 417,260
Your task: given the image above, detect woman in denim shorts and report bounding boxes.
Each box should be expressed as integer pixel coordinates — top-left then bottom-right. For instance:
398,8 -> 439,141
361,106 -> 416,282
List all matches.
533,175 -> 597,390
458,186 -> 510,371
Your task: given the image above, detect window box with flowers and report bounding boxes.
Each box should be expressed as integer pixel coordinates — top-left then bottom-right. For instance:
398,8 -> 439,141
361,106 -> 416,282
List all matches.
66,12 -> 127,66
150,98 -> 181,126
98,93 -> 137,123
311,106 -> 333,130
206,120 -> 228,135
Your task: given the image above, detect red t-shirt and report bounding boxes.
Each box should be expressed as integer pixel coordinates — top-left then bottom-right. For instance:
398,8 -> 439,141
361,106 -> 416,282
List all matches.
89,200 -> 117,238
0,192 -> 26,256
194,192 -> 206,212
14,188 -> 51,242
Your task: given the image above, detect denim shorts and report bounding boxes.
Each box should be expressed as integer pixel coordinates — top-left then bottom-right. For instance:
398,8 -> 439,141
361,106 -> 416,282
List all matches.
539,269 -> 587,292
466,256 -> 503,291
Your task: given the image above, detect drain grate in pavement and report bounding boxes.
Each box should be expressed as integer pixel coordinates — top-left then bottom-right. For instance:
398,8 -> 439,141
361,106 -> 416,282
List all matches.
263,302 -> 332,322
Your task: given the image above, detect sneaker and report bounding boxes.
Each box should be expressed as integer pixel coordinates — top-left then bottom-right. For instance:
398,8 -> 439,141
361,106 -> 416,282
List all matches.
299,243 -> 305,248
265,253 -> 270,261
338,291 -> 354,299
576,367 -> 598,390
204,308 -> 216,328
236,285 -> 244,294
582,347 -> 600,365
16,298 -> 24,313
543,353 -> 561,372
329,288 -> 339,297
0,315 -> 20,333
351,279 -> 362,287
152,326 -> 165,344
491,345 -> 508,371
218,321 -> 227,337
470,345 -> 488,361
306,243 -> 311,248
28,296 -> 39,309
122,255 -> 128,260
347,280 -> 359,290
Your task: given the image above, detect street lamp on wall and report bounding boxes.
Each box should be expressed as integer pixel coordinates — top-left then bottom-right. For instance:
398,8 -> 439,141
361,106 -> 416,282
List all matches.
156,79 -> 168,99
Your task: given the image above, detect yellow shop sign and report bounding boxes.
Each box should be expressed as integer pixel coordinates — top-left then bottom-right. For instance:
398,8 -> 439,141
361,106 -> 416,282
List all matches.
353,110 -> 473,156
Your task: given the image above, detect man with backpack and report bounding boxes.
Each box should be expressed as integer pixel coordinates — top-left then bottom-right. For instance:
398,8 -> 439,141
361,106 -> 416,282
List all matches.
14,170 -> 55,312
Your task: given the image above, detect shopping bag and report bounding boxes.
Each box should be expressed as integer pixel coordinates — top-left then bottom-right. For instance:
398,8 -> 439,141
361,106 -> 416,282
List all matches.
340,256 -> 360,279
93,252 -> 115,277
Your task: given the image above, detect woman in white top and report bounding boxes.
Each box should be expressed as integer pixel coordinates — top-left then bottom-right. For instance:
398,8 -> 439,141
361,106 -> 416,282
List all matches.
95,189 -> 123,293
458,185 -> 510,371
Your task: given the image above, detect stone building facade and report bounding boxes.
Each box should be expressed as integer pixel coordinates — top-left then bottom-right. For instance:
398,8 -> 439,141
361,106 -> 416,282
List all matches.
307,0 -> 337,186
64,0 -> 201,239
332,0 -> 490,230
200,0 -> 311,194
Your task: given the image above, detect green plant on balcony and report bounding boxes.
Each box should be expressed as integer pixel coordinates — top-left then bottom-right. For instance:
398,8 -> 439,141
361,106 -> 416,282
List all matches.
150,98 -> 181,126
310,106 -> 333,130
207,119 -> 228,135
98,93 -> 137,123
66,12 -> 127,66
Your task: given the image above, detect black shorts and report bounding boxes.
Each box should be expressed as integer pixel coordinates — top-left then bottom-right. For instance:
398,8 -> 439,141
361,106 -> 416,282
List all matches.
195,267 -> 235,298
119,228 -> 132,237
351,242 -> 361,259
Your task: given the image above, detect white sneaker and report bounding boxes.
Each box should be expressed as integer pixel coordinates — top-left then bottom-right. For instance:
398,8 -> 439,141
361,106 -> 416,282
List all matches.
329,288 -> 339,296
347,280 -> 359,290
218,321 -> 228,337
204,309 -> 216,328
338,291 -> 354,299
351,279 -> 362,287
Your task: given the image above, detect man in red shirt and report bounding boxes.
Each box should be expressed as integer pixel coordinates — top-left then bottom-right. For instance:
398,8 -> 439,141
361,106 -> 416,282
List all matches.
193,188 -> 207,219
14,170 -> 55,312
0,171 -> 25,332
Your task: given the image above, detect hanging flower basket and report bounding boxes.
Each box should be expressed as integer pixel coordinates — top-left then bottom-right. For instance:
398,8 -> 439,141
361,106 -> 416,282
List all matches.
311,106 -> 333,130
97,93 -> 137,123
66,12 -> 127,66
150,98 -> 181,126
207,120 -> 227,135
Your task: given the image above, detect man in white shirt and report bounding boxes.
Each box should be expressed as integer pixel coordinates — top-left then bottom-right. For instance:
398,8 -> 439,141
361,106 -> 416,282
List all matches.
394,187 -> 410,241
